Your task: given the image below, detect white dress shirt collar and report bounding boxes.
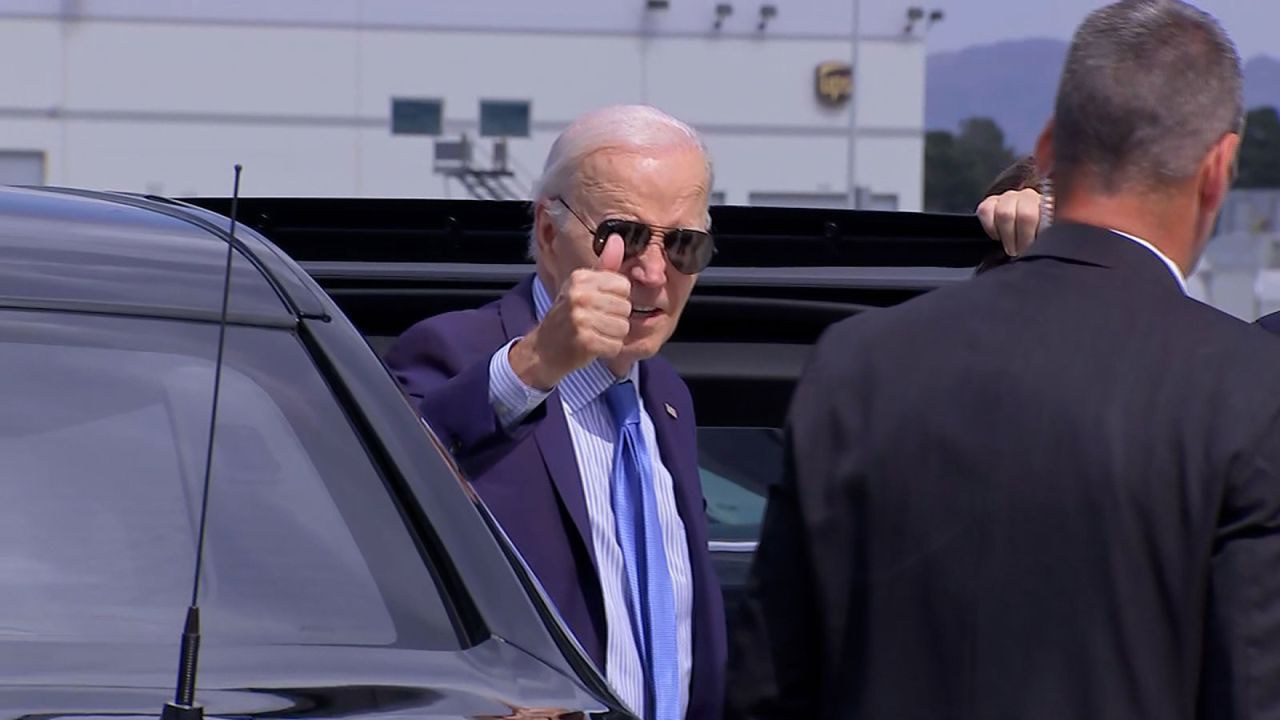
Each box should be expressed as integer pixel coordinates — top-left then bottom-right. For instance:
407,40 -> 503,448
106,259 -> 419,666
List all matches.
1108,229 -> 1188,295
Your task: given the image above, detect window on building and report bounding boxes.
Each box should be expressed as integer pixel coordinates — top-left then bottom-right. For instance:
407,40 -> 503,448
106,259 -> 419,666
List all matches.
391,98 -> 443,136
480,100 -> 531,138
710,191 -> 727,205
865,192 -> 900,212
747,191 -> 849,209
0,151 -> 45,186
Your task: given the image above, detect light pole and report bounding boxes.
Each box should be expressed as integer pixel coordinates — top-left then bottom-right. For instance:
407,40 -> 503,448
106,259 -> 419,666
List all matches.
847,5 -> 943,211
845,0 -> 861,209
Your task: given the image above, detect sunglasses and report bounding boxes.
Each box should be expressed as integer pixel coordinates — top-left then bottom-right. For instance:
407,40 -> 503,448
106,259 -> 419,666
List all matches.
554,197 -> 716,275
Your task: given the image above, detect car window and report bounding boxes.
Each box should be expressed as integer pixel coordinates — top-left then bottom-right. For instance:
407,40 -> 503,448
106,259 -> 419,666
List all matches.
0,311 -> 455,650
697,427 -> 782,543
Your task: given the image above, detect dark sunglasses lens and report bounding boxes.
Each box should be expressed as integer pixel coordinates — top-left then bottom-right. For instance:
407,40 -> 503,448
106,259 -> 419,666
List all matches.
665,230 -> 715,273
593,219 -> 651,257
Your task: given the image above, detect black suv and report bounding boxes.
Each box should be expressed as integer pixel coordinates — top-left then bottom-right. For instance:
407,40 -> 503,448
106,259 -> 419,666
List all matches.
0,185 -> 985,717
183,195 -> 989,612
0,186 -> 630,718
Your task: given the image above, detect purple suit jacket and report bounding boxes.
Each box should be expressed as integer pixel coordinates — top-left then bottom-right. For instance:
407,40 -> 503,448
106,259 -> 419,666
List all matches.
384,275 -> 726,720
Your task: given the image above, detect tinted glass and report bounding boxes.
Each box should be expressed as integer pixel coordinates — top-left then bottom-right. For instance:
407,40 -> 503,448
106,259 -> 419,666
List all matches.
479,100 -> 531,137
0,311 -> 454,650
391,98 -> 443,136
698,427 -> 782,543
0,188 -> 290,321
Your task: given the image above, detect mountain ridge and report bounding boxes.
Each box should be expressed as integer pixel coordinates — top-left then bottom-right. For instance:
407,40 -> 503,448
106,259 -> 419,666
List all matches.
926,38 -> 1280,153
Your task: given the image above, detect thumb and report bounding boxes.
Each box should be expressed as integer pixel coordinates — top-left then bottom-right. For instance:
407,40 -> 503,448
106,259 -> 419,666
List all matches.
595,233 -> 625,273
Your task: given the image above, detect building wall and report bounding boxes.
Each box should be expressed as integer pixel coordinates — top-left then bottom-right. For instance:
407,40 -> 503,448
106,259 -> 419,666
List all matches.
0,9 -> 926,208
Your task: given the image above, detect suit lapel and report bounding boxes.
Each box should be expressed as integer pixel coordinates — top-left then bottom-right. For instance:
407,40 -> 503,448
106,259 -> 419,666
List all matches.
533,395 -> 598,568
639,360 -> 706,561
498,275 -> 598,570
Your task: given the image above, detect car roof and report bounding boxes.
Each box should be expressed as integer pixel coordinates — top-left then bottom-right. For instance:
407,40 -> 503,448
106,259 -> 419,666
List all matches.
0,186 -> 317,326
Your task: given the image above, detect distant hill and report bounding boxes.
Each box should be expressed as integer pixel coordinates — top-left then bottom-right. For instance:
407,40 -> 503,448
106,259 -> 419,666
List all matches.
1246,55 -> 1280,110
926,39 -> 1280,153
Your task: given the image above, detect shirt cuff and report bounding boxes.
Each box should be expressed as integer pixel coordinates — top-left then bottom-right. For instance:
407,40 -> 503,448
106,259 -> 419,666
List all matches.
489,337 -> 553,429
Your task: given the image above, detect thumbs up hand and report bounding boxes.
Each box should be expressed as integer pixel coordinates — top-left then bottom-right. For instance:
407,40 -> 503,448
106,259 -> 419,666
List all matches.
508,233 -> 634,390
595,231 -> 626,273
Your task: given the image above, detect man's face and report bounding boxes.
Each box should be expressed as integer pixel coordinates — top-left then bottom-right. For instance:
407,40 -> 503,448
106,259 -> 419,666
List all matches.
538,145 -> 709,366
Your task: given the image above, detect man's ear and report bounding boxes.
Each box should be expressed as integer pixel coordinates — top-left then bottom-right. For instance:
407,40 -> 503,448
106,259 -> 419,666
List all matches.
1033,120 -> 1055,178
1199,131 -> 1241,212
533,200 -> 557,259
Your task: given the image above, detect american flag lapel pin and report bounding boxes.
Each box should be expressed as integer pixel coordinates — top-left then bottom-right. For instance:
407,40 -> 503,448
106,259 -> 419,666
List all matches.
664,402 -> 678,419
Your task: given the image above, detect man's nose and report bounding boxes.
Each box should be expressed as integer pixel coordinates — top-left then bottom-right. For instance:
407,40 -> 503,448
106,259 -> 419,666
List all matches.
628,239 -> 668,286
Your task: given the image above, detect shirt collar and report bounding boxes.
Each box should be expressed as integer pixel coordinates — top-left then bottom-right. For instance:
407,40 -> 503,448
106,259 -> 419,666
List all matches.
532,275 -> 637,413
1108,229 -> 1188,295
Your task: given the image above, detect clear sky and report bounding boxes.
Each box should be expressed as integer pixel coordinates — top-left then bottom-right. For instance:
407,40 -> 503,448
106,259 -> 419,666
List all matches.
895,0 -> 1275,60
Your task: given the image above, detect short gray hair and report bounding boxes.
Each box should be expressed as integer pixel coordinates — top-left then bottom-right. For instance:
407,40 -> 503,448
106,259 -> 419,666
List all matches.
1052,0 -> 1243,194
528,104 -> 713,258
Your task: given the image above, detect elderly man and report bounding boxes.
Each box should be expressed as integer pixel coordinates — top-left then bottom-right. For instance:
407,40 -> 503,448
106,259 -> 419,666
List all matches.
729,2 -> 1280,718
386,105 -> 723,720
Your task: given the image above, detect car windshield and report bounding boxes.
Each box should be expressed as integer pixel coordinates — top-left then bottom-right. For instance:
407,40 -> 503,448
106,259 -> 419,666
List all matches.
0,310 -> 455,650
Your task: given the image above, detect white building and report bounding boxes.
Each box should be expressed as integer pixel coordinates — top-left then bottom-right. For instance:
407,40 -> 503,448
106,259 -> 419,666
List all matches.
0,0 -> 935,209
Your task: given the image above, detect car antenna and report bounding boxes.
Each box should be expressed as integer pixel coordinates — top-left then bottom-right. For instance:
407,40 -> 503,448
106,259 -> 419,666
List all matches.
161,163 -> 243,720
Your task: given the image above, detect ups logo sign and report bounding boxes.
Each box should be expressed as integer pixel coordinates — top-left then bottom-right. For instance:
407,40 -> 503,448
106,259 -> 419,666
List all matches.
815,61 -> 853,107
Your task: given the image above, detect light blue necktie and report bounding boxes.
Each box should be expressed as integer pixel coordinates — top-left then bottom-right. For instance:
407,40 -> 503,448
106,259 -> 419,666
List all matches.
604,380 -> 679,720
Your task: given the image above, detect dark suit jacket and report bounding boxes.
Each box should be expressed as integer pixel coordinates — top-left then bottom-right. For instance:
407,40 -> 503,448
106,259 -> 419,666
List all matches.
384,275 -> 726,720
1257,312 -> 1280,336
728,222 -> 1280,719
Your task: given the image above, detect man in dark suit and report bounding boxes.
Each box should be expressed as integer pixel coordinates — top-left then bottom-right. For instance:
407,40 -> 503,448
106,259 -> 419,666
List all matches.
1257,313 -> 1280,334
386,104 -> 724,720
728,2 -> 1280,718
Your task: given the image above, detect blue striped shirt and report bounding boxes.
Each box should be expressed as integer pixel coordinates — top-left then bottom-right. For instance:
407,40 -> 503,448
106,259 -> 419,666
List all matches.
487,276 -> 693,719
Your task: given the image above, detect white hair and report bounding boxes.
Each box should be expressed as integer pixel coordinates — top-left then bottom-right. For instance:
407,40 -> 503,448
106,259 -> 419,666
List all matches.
528,104 -> 714,258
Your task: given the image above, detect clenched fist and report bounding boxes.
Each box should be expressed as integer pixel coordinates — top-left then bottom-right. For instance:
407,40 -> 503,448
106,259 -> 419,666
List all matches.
509,234 -> 632,390
977,187 -> 1043,257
